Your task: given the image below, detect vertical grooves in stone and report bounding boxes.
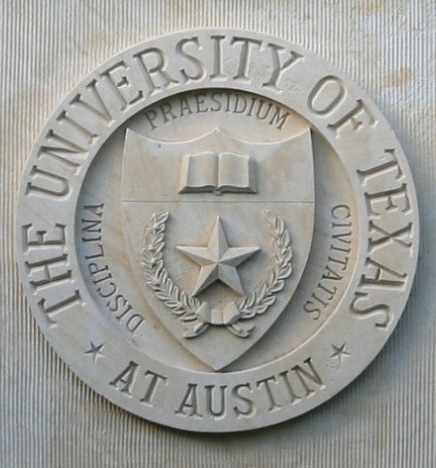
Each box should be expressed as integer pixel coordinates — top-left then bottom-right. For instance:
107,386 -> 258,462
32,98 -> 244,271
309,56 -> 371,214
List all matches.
1,0 -> 434,466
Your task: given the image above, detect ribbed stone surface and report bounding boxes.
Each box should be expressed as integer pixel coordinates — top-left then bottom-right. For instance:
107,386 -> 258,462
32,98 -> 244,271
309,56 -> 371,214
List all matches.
1,0 -> 434,466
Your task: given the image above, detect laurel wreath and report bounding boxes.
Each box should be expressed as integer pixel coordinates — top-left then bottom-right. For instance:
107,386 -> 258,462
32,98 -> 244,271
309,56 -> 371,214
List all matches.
237,211 -> 293,318
142,211 -> 292,338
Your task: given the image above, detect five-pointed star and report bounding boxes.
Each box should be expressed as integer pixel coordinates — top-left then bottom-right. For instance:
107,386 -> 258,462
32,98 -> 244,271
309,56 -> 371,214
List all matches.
85,342 -> 105,364
177,217 -> 259,296
330,343 -> 351,363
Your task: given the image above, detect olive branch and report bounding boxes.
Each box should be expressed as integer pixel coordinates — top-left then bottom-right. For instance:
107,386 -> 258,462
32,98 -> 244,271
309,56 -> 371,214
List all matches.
142,212 -> 209,337
142,210 -> 292,339
237,210 -> 293,320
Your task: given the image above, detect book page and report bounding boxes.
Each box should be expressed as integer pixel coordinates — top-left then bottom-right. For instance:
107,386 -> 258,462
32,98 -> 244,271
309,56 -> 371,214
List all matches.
218,152 -> 256,193
179,151 -> 218,192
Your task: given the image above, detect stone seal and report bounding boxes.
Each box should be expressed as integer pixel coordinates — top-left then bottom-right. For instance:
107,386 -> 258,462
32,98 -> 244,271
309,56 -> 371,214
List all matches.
16,29 -> 419,432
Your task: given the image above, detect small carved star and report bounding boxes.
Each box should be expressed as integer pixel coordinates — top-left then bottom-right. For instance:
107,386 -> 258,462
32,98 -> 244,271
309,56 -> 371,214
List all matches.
330,343 -> 351,364
85,342 -> 105,363
177,217 -> 259,296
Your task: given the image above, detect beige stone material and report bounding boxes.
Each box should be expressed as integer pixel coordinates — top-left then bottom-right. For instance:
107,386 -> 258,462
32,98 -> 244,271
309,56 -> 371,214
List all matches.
16,29 -> 419,433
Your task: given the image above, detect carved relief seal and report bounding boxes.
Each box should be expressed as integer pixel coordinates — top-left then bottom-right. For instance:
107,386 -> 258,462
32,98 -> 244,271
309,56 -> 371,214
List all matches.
16,29 -> 418,432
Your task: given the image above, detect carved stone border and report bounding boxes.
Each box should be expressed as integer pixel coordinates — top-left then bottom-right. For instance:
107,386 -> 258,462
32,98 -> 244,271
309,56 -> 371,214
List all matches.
16,29 -> 419,432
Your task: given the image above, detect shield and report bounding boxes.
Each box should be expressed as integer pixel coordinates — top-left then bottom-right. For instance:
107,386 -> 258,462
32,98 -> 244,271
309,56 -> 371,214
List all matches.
121,127 -> 314,370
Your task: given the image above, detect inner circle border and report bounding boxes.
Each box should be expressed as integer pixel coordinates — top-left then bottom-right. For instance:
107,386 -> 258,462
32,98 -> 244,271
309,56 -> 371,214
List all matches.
16,29 -> 419,432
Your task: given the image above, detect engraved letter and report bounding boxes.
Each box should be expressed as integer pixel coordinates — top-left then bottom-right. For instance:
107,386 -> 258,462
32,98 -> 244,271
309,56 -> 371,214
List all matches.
134,48 -> 179,93
74,79 -> 115,124
27,166 -> 71,199
350,291 -> 391,328
369,221 -> 413,254
205,385 -> 227,417
126,314 -> 144,333
268,106 -> 290,130
263,43 -> 303,91
328,99 -> 376,136
105,62 -> 143,109
110,360 -> 139,395
26,254 -> 72,289
140,370 -> 167,406
232,383 -> 255,417
365,185 -> 410,218
291,358 -> 324,396
175,383 -> 202,417
38,290 -> 82,327
231,36 -> 262,82
308,76 -> 346,115
210,35 -> 226,80
176,37 -> 206,82
360,257 -> 407,289
257,376 -> 281,411
23,223 -> 82,326
23,223 -> 65,249
331,204 -> 351,220
278,370 -> 302,404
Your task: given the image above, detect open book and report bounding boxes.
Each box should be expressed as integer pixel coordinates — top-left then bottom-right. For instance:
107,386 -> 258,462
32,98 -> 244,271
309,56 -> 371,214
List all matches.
179,151 -> 257,194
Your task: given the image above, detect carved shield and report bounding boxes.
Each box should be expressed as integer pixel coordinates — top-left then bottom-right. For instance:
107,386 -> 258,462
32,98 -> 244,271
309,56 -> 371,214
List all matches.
121,127 -> 314,370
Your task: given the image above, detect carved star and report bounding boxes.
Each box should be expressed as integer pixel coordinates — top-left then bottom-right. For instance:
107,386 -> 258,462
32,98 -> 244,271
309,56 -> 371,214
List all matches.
177,217 -> 259,296
85,342 -> 105,363
330,343 -> 351,363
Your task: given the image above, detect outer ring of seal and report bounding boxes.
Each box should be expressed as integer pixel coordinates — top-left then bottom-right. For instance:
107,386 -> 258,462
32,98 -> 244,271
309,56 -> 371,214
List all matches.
17,29 -> 419,432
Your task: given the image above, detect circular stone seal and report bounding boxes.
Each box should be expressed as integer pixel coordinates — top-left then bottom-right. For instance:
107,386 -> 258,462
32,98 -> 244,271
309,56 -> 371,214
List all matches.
17,29 -> 419,432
